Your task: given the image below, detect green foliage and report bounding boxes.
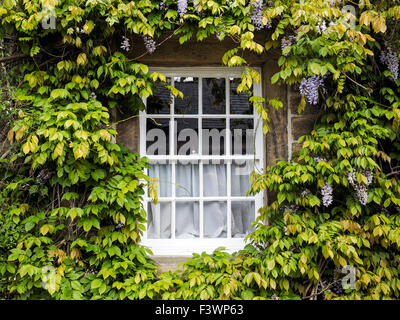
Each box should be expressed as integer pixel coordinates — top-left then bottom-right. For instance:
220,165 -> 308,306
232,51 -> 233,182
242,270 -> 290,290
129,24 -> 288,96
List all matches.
1,0 -> 400,300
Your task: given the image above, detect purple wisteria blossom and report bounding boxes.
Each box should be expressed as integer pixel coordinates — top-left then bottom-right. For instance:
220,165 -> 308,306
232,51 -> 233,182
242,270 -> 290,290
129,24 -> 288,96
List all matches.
380,47 -> 399,80
299,76 -> 324,105
178,0 -> 188,16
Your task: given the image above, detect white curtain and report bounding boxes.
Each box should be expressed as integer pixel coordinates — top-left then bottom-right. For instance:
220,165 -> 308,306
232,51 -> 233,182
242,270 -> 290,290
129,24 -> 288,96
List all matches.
147,163 -> 254,239
176,163 -> 199,197
148,202 -> 171,239
175,202 -> 199,238
148,164 -> 171,197
231,201 -> 254,238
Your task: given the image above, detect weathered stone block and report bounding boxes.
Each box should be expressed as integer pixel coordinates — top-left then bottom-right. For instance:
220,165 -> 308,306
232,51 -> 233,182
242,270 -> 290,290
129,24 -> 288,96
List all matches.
117,116 -> 140,154
288,87 -> 320,116
291,116 -> 316,141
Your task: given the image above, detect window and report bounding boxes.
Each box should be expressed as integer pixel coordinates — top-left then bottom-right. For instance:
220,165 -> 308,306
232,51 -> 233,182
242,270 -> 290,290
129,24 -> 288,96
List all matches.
140,67 -> 264,255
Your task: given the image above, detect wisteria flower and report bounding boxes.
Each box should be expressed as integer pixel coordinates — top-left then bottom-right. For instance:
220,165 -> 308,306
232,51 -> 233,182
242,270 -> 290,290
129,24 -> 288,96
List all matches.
299,76 -> 324,105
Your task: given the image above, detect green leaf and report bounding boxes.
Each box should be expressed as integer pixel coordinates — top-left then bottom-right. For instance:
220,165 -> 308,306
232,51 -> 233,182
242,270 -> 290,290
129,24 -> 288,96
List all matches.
271,72 -> 280,84
91,279 -> 102,289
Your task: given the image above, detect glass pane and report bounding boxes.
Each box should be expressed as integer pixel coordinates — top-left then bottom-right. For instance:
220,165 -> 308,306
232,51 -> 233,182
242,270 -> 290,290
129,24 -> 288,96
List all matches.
148,164 -> 172,197
174,77 -> 198,114
230,78 -> 253,115
147,79 -> 171,114
147,202 -> 171,239
176,163 -> 199,197
231,201 -> 255,238
231,161 -> 252,197
230,119 -> 254,155
203,78 -> 226,114
175,118 -> 199,155
175,202 -> 199,238
146,118 -> 170,155
204,201 -> 227,238
202,119 -> 226,155
203,164 -> 227,197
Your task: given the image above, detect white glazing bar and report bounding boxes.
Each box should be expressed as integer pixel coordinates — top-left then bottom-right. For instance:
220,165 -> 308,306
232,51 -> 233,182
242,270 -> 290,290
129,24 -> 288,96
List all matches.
144,196 -> 255,202
145,155 -> 259,161
199,77 -> 204,239
171,162 -> 176,239
226,77 -> 232,239
227,162 -> 232,239
143,114 -> 254,119
170,76 -> 176,239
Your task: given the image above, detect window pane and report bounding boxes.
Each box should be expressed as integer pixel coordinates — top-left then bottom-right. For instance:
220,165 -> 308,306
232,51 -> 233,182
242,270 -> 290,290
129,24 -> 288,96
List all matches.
203,78 -> 226,114
175,118 -> 199,155
231,201 -> 255,238
203,164 -> 227,197
175,201 -> 199,238
204,201 -> 227,238
174,77 -> 198,114
202,119 -> 226,155
146,118 -> 170,155
231,161 -> 252,197
148,163 -> 172,197
176,163 -> 199,197
147,80 -> 171,114
230,78 -> 253,115
147,202 -> 172,239
230,119 -> 254,155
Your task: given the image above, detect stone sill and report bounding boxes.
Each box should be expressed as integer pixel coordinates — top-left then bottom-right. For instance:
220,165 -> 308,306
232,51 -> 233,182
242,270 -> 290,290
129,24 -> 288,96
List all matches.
152,256 -> 191,274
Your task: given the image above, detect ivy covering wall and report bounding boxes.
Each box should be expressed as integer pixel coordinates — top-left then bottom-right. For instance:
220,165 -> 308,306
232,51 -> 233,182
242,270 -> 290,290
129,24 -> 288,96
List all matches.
1,0 -> 400,300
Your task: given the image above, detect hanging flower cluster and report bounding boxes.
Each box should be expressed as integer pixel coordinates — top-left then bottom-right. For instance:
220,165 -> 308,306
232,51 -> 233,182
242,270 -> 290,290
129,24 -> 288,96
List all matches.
249,0 -> 271,30
316,19 -> 327,35
178,0 -> 188,16
143,36 -> 156,54
321,182 -> 333,207
281,35 -> 297,56
299,76 -> 324,105
120,36 -> 131,51
380,46 -> 399,80
347,170 -> 373,205
89,92 -> 97,100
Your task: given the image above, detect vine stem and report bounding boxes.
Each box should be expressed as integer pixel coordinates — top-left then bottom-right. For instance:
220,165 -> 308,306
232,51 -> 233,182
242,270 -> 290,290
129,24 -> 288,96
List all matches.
0,54 -> 28,63
344,73 -> 371,92
302,279 -> 342,300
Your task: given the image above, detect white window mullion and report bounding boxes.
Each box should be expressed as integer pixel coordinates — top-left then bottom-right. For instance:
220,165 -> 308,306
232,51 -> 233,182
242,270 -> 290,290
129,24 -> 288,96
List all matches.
170,77 -> 176,239
226,77 -> 232,239
199,77 -> 204,239
171,161 -> 176,239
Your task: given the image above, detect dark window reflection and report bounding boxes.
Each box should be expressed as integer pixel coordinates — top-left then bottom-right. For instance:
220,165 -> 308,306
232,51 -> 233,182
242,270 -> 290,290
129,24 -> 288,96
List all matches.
230,78 -> 253,115
174,77 -> 198,114
147,80 -> 171,114
203,78 -> 226,114
146,118 -> 170,155
202,119 -> 226,155
175,118 -> 199,155
230,119 -> 254,155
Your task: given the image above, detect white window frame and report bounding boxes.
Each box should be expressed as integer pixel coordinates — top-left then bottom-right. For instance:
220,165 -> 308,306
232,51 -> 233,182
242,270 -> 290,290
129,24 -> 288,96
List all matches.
139,67 -> 264,256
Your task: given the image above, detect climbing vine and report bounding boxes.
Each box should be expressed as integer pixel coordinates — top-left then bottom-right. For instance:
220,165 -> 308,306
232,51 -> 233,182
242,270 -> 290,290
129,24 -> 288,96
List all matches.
1,0 -> 400,300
